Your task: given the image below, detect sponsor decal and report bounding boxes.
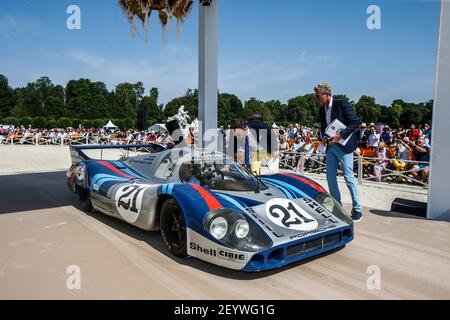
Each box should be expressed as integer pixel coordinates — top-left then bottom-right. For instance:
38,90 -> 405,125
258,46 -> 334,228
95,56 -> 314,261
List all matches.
114,184 -> 152,223
189,242 -> 247,262
288,225 -> 336,240
265,198 -> 318,232
75,163 -> 86,183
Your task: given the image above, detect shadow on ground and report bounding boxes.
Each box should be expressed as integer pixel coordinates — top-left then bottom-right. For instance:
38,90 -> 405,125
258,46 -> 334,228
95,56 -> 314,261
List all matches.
0,169 -> 346,280
369,209 -> 426,220
82,205 -> 346,280
0,171 -> 73,214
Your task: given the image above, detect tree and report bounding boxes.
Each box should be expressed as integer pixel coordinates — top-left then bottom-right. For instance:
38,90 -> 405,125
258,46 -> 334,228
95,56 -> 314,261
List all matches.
355,95 -> 381,123
47,119 -> 58,128
58,117 -> 72,128
243,97 -> 273,123
32,116 -> 47,128
399,103 -> 423,126
44,96 -> 66,118
112,82 -> 138,120
164,89 -> 198,120
66,79 -> 110,119
286,94 -> 318,126
19,117 -> 33,127
265,100 -> 286,125
0,74 -> 16,117
4,116 -> 18,126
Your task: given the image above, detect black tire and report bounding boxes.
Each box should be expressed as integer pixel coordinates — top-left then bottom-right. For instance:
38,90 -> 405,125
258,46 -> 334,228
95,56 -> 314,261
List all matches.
77,186 -> 93,212
160,198 -> 187,257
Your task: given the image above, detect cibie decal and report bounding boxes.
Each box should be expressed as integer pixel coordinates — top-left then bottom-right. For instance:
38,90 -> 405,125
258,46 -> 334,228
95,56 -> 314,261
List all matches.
114,184 -> 151,223
265,198 -> 318,231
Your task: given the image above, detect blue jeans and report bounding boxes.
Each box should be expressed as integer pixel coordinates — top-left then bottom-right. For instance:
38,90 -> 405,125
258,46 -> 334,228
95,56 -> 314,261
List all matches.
326,144 -> 362,213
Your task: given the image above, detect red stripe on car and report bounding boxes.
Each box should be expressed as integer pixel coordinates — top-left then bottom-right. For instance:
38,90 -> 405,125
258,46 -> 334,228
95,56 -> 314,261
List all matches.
98,161 -> 135,179
282,173 -> 326,193
191,184 -> 222,211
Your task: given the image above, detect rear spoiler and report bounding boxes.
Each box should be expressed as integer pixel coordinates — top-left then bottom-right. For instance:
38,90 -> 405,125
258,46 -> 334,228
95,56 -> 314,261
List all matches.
70,144 -> 166,164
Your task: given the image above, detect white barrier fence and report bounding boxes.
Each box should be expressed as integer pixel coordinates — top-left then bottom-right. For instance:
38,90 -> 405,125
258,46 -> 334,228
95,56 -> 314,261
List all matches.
279,151 -> 430,187
0,134 -> 139,146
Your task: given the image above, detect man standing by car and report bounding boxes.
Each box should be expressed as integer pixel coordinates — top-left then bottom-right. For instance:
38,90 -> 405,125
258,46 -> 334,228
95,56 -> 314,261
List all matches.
315,83 -> 363,221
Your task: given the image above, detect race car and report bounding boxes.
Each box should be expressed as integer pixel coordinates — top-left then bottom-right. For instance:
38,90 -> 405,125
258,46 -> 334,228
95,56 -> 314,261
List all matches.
67,144 -> 353,272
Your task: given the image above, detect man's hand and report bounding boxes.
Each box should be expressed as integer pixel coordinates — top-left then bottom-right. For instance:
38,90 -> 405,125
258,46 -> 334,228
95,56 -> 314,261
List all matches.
329,134 -> 341,144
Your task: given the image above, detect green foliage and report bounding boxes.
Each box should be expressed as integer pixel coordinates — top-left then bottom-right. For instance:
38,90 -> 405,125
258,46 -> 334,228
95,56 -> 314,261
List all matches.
0,74 -> 16,117
112,82 -> 138,120
47,119 -> 58,128
164,89 -> 198,120
355,95 -> 381,123
123,118 -> 135,129
32,116 -> 47,128
0,74 -> 435,129
4,116 -> 18,126
19,117 -> 33,127
285,94 -> 318,126
114,119 -> 125,129
81,119 -> 94,128
93,119 -> 106,128
57,117 -> 72,129
72,118 -> 81,129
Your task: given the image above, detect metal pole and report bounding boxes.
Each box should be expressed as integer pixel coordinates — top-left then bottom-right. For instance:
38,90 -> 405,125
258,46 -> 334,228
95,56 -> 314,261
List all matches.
198,0 -> 219,151
358,156 -> 363,185
300,154 -> 305,175
428,0 -> 450,221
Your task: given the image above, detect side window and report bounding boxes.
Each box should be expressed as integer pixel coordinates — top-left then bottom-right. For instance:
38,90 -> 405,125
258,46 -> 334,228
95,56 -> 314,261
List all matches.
154,154 -> 174,180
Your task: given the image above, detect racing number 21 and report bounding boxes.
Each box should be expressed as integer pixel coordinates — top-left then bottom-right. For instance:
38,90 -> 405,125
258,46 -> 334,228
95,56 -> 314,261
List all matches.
118,185 -> 145,213
268,202 -> 314,228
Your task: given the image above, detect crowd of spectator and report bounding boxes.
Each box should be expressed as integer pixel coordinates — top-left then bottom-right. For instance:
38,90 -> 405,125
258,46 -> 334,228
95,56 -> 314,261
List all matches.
0,125 -> 173,146
273,122 -> 432,184
1,120 -> 432,185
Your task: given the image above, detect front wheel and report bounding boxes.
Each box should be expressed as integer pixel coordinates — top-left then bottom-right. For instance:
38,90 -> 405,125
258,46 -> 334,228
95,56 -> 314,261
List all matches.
160,198 -> 187,257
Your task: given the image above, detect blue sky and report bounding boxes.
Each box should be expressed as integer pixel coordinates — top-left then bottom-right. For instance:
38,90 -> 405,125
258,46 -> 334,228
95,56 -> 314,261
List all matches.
0,0 -> 441,106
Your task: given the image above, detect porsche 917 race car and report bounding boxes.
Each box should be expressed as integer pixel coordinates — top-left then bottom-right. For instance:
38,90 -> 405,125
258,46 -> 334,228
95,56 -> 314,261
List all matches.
67,144 -> 353,272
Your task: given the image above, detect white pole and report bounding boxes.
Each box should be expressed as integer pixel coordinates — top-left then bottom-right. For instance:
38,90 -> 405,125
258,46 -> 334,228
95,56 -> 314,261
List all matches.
428,0 -> 450,221
198,0 -> 219,150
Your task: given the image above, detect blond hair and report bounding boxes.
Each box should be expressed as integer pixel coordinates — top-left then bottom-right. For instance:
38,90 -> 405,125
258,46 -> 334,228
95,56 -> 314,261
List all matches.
314,83 -> 332,95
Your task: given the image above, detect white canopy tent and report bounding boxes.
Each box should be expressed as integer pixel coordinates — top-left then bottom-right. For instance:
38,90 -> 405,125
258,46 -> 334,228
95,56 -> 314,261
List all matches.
148,123 -> 167,133
103,120 -> 118,129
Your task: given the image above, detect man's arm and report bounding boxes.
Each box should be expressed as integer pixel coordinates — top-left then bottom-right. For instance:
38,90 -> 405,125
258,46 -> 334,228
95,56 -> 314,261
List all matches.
340,101 -> 362,139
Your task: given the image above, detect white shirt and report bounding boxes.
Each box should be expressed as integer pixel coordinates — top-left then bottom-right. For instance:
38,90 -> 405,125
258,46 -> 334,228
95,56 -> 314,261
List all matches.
325,97 -> 334,125
368,133 -> 380,147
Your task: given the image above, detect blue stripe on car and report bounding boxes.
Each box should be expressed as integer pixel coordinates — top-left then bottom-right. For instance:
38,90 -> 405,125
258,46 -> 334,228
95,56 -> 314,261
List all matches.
261,178 -> 295,199
262,177 -> 308,199
215,193 -> 247,211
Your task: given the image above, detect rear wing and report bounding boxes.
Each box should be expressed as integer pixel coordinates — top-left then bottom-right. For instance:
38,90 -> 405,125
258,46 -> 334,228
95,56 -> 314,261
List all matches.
70,144 -> 166,164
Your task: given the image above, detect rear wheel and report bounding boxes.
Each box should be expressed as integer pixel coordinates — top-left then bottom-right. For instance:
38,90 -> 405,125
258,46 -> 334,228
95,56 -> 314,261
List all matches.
160,198 -> 187,257
77,186 -> 93,212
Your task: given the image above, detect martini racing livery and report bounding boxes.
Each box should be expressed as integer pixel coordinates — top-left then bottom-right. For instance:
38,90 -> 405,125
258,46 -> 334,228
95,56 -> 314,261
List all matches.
67,144 -> 354,272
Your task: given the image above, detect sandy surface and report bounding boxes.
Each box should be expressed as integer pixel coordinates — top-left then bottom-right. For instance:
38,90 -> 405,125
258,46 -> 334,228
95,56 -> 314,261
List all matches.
0,170 -> 449,299
0,146 -> 447,299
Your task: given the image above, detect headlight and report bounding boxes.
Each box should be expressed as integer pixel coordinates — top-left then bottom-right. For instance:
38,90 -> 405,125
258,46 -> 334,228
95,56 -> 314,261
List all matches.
203,209 -> 273,252
315,192 -> 353,225
322,196 -> 334,212
209,217 -> 228,240
234,219 -> 249,238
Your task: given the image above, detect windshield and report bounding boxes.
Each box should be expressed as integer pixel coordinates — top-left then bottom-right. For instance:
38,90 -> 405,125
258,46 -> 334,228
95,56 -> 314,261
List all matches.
179,161 -> 268,192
